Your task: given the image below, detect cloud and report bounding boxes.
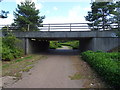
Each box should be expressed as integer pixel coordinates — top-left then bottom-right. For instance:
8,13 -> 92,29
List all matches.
0,14 -> 14,25
16,0 -> 37,4
68,6 -> 81,18
84,7 -> 91,12
67,5 -> 90,23
34,0 -> 91,3
43,5 -> 90,24
36,3 -> 43,9
46,10 -> 50,14
53,6 -> 58,11
1,0 -> 91,2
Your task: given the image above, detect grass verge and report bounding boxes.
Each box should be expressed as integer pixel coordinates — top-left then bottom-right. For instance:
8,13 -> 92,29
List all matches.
2,54 -> 46,78
69,72 -> 82,80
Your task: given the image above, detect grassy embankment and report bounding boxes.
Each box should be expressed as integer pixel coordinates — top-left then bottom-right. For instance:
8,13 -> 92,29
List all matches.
81,51 -> 120,88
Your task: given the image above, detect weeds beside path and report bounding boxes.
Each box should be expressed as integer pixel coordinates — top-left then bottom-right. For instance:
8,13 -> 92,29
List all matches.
2,54 -> 47,87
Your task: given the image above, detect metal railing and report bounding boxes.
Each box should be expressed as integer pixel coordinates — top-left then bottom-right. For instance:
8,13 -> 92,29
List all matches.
0,23 -> 119,31
40,23 -> 91,31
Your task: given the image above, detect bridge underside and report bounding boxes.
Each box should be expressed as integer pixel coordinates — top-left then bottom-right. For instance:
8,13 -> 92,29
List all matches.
19,37 -> 119,54
2,26 -> 120,54
2,31 -> 119,54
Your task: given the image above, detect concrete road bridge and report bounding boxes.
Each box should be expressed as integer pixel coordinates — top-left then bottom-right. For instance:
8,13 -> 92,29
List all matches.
1,23 -> 120,54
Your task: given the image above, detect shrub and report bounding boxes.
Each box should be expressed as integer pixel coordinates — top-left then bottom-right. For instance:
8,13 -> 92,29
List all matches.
49,41 -> 62,49
2,33 -> 24,61
60,41 -> 79,49
81,51 -> 120,88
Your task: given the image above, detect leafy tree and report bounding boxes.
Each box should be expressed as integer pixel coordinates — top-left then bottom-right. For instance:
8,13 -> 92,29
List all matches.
85,2 -> 116,30
13,0 -> 45,31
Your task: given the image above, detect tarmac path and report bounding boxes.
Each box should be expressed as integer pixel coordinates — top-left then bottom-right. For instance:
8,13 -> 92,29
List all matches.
6,46 -> 107,88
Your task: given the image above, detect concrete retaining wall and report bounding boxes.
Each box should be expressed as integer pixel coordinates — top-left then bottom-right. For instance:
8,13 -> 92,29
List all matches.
92,37 -> 120,52
79,37 -> 120,52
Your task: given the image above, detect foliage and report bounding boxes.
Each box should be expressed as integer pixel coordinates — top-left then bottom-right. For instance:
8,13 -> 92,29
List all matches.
85,2 -> 116,30
0,10 -> 9,18
2,33 -> 23,61
81,51 -> 120,88
60,41 -> 79,49
0,0 -> 9,18
13,0 -> 45,31
112,1 -> 120,25
49,41 -> 62,49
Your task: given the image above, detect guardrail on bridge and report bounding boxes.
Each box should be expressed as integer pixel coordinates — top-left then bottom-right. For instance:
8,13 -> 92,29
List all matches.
0,23 -> 119,31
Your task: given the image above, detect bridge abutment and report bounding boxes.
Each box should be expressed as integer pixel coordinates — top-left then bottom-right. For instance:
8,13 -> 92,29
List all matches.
79,37 -> 120,52
91,37 -> 120,52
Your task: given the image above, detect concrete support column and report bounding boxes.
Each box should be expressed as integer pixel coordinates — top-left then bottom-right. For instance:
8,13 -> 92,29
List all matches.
25,39 -> 50,54
25,38 -> 29,54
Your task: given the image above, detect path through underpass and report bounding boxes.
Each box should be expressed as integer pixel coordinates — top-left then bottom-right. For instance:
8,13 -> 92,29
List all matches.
6,46 -> 107,88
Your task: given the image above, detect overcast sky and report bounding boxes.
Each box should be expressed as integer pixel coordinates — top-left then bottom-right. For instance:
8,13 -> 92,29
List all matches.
0,0 -> 94,25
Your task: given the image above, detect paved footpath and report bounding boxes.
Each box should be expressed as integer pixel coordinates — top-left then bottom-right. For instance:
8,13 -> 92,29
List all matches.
6,49 -> 107,88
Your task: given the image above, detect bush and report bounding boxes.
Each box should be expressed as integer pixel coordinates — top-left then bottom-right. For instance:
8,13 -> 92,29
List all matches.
60,41 -> 79,49
81,51 -> 120,88
49,41 -> 62,49
2,33 -> 24,61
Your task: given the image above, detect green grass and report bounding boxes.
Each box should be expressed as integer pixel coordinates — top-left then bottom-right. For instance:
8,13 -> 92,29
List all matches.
22,66 -> 34,72
60,41 -> 79,49
69,73 -> 82,80
15,56 -> 33,62
2,55 -> 46,78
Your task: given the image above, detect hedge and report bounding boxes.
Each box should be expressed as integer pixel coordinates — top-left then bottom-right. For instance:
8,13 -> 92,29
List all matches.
81,51 -> 120,88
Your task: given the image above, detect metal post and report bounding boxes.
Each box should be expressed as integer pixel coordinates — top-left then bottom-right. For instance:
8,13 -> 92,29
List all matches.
70,23 -> 71,31
93,23 -> 94,30
27,24 -> 30,31
48,24 -> 50,31
7,25 -> 9,31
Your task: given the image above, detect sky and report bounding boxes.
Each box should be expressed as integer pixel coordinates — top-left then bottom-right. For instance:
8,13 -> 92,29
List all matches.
0,0 -> 93,25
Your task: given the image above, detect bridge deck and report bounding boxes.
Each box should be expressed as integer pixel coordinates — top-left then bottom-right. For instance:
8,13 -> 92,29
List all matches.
10,30 -> 118,39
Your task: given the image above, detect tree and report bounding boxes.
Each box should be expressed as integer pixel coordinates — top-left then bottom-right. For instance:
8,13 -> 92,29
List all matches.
111,1 -> 120,36
13,0 -> 45,31
85,2 -> 116,30
112,1 -> 120,30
